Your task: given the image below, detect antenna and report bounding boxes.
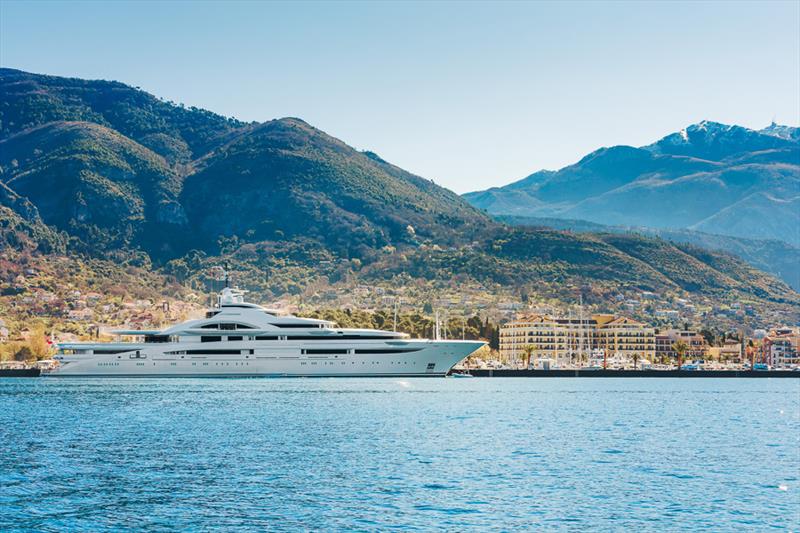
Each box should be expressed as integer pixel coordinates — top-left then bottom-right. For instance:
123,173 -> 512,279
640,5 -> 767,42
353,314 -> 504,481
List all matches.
224,262 -> 229,289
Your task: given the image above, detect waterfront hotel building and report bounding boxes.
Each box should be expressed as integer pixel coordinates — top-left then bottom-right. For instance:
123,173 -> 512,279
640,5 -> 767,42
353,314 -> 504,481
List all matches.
500,314 -> 655,365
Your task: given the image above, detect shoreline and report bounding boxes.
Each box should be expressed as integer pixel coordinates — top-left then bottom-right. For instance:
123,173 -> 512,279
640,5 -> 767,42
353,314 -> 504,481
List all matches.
458,369 -> 800,378
1,368 -> 799,378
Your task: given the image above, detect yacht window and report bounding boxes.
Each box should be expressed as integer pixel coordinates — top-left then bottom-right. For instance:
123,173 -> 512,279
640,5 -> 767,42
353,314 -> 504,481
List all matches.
255,336 -> 280,341
302,349 -> 349,355
273,323 -> 322,329
201,323 -> 255,330
201,336 -> 222,343
228,336 -> 243,341
145,335 -> 170,343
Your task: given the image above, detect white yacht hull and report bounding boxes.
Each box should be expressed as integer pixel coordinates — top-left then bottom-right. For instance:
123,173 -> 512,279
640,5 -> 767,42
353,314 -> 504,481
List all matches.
47,340 -> 482,377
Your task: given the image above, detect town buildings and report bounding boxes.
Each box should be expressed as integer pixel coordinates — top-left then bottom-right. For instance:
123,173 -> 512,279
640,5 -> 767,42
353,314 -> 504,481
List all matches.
762,327 -> 800,368
500,314 -> 655,366
655,330 -> 709,361
707,341 -> 743,363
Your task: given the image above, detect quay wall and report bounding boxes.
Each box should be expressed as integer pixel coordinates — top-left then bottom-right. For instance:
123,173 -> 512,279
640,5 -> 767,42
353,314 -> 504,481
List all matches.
461,369 -> 800,378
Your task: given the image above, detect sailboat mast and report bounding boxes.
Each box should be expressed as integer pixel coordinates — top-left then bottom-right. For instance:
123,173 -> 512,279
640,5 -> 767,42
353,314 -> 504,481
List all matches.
578,293 -> 584,365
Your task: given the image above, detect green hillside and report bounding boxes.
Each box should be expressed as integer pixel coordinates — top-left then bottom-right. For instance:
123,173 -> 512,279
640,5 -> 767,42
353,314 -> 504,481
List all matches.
499,215 -> 800,291
0,67 -> 243,161
180,117 -> 489,257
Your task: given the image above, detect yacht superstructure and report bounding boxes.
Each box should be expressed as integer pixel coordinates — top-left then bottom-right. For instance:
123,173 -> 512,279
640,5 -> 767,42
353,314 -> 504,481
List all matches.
49,288 -> 484,377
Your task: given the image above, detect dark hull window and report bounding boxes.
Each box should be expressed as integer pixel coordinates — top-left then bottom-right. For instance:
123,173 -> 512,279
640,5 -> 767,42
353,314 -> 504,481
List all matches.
201,336 -> 222,343
227,336 -> 243,341
145,335 -> 170,343
354,348 -> 421,354
166,350 -> 245,355
302,349 -> 349,355
255,336 -> 280,341
285,335 -> 402,341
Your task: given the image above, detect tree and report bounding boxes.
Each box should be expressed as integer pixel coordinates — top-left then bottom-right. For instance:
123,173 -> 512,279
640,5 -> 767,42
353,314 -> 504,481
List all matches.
699,328 -> 716,347
522,344 -> 536,370
632,352 -> 640,370
14,346 -> 33,362
672,340 -> 689,371
489,329 -> 500,351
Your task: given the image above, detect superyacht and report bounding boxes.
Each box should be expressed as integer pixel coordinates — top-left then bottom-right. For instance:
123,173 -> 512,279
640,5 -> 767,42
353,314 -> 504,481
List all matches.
49,288 -> 484,377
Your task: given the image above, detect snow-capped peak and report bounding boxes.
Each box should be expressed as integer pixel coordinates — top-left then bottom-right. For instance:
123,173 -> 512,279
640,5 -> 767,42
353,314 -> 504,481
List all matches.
759,122 -> 800,141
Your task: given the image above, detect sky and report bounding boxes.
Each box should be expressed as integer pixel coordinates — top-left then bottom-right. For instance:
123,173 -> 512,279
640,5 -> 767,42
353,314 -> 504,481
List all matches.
1,1 -> 799,193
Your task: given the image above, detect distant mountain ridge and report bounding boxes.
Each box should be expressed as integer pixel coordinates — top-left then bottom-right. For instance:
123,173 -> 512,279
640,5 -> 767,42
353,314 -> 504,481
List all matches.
464,120 -> 800,246
0,68 -> 797,312
499,215 -> 800,291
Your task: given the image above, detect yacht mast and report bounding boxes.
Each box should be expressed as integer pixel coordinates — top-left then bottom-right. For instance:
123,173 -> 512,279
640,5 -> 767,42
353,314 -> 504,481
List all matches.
578,293 -> 585,365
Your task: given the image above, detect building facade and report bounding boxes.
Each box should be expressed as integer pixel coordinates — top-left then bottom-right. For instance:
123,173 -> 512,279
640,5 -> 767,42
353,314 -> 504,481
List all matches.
707,342 -> 743,363
763,327 -> 800,368
500,314 -> 655,366
655,330 -> 709,361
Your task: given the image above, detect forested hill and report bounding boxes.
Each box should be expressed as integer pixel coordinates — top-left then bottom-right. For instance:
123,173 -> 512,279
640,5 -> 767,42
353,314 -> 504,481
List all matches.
0,68 -> 797,312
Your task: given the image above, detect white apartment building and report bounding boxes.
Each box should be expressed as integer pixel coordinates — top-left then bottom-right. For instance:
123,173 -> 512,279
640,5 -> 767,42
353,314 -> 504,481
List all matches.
500,314 -> 655,366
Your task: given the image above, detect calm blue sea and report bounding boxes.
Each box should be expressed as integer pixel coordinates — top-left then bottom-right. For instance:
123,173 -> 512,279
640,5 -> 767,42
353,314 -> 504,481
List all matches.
1,377 -> 798,531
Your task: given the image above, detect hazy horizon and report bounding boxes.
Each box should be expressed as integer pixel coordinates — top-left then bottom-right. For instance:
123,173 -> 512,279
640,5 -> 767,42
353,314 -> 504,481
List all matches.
2,0 -> 798,193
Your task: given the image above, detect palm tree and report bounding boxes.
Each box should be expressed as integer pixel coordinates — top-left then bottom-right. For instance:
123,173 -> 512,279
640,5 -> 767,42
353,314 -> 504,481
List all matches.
632,352 -> 640,370
672,340 -> 689,371
522,344 -> 536,370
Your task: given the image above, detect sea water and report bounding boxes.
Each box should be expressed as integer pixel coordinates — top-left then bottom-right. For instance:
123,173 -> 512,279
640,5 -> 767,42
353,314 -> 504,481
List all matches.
1,378 -> 798,531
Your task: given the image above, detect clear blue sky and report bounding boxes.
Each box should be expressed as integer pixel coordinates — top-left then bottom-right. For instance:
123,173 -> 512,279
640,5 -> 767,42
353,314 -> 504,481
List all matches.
2,1 -> 798,193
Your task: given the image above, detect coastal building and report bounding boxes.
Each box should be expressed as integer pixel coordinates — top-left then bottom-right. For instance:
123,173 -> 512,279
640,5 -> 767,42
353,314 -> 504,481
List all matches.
655,330 -> 708,360
763,327 -> 800,368
500,314 -> 655,366
707,341 -> 743,363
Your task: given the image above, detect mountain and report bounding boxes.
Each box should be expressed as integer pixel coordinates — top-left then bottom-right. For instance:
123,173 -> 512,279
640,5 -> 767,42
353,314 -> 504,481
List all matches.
0,67 -> 243,161
178,117 -> 487,258
0,181 -> 66,254
464,121 -> 800,246
1,68 -> 797,320
499,215 -> 800,291
0,68 -> 486,260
